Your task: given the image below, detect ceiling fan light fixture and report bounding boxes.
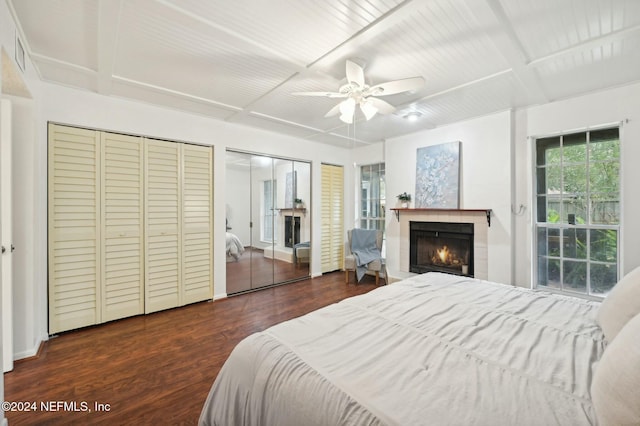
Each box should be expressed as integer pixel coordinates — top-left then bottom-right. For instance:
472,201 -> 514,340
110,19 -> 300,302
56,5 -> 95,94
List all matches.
360,100 -> 378,120
404,111 -> 422,122
339,97 -> 356,115
339,98 -> 356,123
340,112 -> 354,124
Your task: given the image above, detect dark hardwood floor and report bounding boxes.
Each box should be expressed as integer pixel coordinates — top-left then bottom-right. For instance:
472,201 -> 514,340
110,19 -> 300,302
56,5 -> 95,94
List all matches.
4,272 -> 379,425
225,247 -> 310,295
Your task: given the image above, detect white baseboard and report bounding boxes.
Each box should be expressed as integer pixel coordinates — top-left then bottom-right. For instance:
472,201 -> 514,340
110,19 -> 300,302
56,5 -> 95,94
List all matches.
213,292 -> 227,300
14,346 -> 38,360
14,333 -> 48,361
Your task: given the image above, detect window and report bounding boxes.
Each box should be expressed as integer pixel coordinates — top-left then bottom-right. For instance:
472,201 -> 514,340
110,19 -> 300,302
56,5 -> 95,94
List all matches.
263,179 -> 276,242
534,127 -> 620,296
359,163 -> 385,233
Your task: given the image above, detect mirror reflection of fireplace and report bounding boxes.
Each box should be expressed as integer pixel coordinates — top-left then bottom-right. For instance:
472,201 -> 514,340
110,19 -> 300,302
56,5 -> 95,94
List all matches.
284,215 -> 301,248
410,221 -> 474,276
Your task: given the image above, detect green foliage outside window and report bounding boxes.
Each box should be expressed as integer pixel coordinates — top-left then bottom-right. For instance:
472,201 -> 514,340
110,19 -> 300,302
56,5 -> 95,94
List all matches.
536,128 -> 620,296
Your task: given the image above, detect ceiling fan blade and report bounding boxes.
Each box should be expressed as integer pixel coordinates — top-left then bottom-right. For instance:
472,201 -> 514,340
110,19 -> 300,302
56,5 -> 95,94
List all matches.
324,102 -> 342,118
368,77 -> 425,96
291,91 -> 347,98
346,60 -> 365,88
366,97 -> 396,114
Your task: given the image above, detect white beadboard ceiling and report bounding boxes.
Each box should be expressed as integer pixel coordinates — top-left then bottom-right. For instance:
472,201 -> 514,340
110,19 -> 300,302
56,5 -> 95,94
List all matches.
9,0 -> 640,147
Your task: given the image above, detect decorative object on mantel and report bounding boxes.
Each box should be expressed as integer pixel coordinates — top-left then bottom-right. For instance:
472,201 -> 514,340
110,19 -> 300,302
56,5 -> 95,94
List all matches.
415,141 -> 461,208
396,192 -> 412,208
389,208 -> 492,227
295,198 -> 304,209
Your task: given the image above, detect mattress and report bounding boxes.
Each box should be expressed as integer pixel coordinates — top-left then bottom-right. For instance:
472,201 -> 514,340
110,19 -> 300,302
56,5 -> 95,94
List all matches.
200,272 -> 605,425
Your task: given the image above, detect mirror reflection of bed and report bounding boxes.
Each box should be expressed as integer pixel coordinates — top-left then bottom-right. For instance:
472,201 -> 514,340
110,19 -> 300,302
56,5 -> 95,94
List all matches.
225,150 -> 311,295
225,228 -> 244,261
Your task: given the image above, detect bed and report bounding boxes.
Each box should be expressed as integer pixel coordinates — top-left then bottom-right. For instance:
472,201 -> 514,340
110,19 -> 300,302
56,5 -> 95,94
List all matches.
226,232 -> 245,261
200,271 -> 640,426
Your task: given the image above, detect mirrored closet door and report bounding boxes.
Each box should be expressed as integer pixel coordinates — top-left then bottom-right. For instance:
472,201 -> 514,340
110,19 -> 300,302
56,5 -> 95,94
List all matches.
225,150 -> 310,294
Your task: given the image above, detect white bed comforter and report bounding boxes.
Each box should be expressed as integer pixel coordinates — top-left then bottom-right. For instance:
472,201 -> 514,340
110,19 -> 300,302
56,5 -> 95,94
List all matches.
200,273 -> 605,426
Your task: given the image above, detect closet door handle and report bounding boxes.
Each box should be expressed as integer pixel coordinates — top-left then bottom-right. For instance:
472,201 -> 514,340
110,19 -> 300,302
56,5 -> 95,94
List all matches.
11,244 -> 15,252
1,246 -> 5,254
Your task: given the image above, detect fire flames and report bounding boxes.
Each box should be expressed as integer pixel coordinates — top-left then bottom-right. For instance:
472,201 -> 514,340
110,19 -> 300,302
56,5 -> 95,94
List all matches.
431,245 -> 463,267
437,246 -> 449,263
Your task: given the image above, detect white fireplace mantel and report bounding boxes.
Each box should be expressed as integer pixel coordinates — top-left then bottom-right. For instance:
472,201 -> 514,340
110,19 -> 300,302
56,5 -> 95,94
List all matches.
277,207 -> 307,216
390,208 -> 492,226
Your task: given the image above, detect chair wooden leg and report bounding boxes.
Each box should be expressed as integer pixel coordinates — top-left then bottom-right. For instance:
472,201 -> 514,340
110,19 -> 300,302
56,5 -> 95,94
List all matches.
345,269 -> 349,284
375,271 -> 379,286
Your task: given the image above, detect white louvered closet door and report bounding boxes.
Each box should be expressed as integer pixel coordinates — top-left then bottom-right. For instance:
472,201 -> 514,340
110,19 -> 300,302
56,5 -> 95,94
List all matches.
321,164 -> 344,273
48,124 -> 101,334
182,144 -> 213,304
101,132 -> 144,321
145,139 -> 182,313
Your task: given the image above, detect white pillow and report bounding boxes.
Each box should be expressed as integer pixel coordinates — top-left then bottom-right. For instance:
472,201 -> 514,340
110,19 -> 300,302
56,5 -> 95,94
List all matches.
591,312 -> 640,426
597,266 -> 640,342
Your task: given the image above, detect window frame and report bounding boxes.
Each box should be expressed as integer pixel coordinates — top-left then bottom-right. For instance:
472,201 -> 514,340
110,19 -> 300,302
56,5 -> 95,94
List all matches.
358,162 -> 386,234
532,124 -> 622,298
262,178 -> 276,243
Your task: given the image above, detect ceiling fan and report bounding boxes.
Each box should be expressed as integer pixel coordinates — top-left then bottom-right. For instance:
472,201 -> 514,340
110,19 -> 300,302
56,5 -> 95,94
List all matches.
292,60 -> 425,124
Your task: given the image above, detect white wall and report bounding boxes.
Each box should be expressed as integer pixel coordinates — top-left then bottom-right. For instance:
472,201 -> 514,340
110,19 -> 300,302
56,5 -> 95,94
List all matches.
513,82 -> 640,286
385,111 -> 513,285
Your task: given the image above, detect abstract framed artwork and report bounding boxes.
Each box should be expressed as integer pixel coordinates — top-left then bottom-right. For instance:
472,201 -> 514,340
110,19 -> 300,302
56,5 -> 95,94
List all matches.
285,171 -> 297,207
415,141 -> 461,208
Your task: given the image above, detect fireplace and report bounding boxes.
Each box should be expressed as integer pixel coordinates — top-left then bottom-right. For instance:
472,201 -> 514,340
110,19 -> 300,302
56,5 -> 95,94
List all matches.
410,221 -> 474,276
284,216 -> 301,248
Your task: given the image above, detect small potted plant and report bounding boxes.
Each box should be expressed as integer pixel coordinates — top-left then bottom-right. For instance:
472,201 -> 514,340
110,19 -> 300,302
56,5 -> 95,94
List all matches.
397,192 -> 411,208
294,198 -> 304,209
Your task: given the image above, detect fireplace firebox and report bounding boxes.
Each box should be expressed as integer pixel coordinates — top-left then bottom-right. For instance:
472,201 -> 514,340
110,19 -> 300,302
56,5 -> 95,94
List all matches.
284,216 -> 301,248
410,221 -> 474,276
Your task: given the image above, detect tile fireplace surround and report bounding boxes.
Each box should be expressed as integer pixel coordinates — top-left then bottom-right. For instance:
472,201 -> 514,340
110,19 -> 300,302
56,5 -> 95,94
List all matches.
394,209 -> 490,280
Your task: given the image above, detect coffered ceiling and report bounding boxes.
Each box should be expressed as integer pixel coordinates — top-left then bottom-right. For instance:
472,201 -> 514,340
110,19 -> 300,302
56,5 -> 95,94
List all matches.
8,0 -> 640,147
